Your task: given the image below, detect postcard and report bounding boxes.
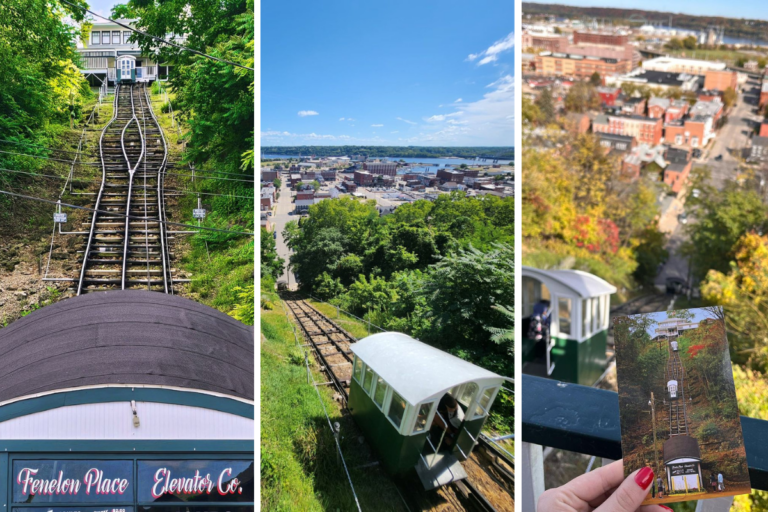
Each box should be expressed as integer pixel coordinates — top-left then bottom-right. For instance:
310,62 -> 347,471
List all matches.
613,306 -> 750,505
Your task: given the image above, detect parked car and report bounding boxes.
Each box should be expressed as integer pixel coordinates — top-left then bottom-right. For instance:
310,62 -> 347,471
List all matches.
715,154 -> 723,161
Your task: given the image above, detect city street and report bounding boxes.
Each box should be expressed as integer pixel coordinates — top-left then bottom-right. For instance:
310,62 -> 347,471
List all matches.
654,78 -> 761,292
271,177 -> 297,288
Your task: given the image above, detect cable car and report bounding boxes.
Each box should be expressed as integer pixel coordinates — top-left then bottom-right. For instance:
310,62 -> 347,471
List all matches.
671,340 -> 679,352
522,266 -> 616,385
668,379 -> 679,399
116,55 -> 136,84
349,332 -> 508,490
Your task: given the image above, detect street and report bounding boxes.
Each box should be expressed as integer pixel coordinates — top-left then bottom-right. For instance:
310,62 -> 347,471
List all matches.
271,176 -> 297,288
654,78 -> 762,292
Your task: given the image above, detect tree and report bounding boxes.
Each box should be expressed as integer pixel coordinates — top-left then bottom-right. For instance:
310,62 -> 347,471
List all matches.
260,227 -> 284,279
273,178 -> 281,188
722,87 -> 738,109
535,87 -> 556,124
565,81 -> 600,113
683,178 -> 768,281
589,72 -> 602,87
682,35 -> 698,50
522,96 -> 542,125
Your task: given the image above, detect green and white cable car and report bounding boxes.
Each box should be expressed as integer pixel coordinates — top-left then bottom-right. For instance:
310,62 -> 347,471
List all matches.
522,266 -> 616,386
349,332 -> 508,490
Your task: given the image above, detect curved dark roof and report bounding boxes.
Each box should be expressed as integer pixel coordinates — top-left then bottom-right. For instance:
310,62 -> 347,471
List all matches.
663,435 -> 701,463
0,291 -> 254,403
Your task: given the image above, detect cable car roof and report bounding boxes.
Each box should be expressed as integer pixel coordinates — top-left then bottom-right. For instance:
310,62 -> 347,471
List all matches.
0,291 -> 254,404
523,266 -> 617,298
350,332 -> 507,406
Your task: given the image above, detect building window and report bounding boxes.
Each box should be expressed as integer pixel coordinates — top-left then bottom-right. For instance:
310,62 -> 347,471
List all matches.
353,357 -> 363,383
387,391 -> 407,429
102,31 -> 110,44
676,135 -> 682,145
363,365 -> 376,395
123,31 -> 130,44
413,401 -> 433,433
473,387 -> 497,419
373,375 -> 388,408
113,31 -> 120,44
558,297 -> 572,336
692,137 -> 699,147
92,31 -> 100,45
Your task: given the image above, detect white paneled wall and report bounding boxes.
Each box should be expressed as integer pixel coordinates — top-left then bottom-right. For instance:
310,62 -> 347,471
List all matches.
0,402 -> 253,440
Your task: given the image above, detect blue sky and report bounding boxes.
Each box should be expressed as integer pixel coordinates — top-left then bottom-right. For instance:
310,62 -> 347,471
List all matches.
86,0 -> 120,17
261,0 -> 515,147
530,0 -> 768,20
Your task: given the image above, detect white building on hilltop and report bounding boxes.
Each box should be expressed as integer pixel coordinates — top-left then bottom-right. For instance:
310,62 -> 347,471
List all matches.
76,20 -> 175,85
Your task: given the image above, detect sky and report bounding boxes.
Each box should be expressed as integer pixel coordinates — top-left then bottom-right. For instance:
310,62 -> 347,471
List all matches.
526,0 -> 768,21
261,0 -> 515,147
86,0 -> 121,18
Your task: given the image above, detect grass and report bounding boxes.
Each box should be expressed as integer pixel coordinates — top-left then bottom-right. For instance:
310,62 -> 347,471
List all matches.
305,298 -> 379,339
261,289 -> 407,511
665,48 -> 765,65
147,85 -> 254,318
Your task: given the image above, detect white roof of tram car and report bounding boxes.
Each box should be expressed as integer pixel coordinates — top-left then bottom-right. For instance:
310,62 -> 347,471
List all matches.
522,266 -> 617,298
350,332 -> 507,407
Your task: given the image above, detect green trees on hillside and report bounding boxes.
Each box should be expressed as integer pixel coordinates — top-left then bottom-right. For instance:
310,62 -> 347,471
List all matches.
283,194 -> 515,378
0,0 -> 92,197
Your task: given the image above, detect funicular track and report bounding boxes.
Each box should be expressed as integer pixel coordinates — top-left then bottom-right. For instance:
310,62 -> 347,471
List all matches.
77,84 -> 171,295
284,295 -> 513,511
665,333 -> 689,437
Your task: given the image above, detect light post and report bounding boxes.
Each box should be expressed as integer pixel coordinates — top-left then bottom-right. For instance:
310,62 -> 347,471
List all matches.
649,393 -> 660,477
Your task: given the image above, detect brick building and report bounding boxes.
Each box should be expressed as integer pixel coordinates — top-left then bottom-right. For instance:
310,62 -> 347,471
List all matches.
295,191 -> 315,212
760,82 -> 768,108
261,169 -> 278,183
363,162 -> 398,176
592,114 -> 663,145
703,70 -> 738,92
597,132 -> 637,154
760,122 -> 768,137
565,112 -> 591,134
663,148 -> 693,194
597,86 -> 621,106
664,117 -> 713,149
573,31 -> 629,46
534,52 -> 632,79
321,169 -> 337,181
437,169 -> 465,183
522,31 -> 569,52
354,170 -> 374,186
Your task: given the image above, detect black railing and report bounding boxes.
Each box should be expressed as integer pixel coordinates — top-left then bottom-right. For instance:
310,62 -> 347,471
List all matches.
521,374 -> 768,491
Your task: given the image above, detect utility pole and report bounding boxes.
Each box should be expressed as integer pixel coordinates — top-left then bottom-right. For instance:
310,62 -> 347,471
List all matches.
649,392 -> 660,476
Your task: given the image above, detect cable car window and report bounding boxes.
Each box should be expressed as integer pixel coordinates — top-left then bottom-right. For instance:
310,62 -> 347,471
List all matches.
92,31 -> 101,45
353,357 -> 363,383
103,31 -> 111,44
582,299 -> 590,338
373,376 -> 388,408
558,297 -> 571,336
592,297 -> 599,333
474,387 -> 497,419
123,31 -> 130,44
387,391 -> 406,429
363,366 -> 376,395
412,401 -> 433,434
458,382 -> 479,407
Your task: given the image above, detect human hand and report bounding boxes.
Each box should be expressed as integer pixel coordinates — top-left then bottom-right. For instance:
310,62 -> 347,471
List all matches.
537,460 -> 673,511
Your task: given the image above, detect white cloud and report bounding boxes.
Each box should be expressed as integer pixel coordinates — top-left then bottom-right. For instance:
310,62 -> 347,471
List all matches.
468,32 -> 514,66
339,117 -> 345,121
455,98 -> 463,103
371,124 -> 384,127
298,110 -> 319,117
396,117 -> 417,125
425,112 -> 463,122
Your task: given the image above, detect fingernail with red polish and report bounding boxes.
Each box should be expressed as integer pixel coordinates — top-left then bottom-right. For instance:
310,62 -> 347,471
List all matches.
660,506 -> 673,511
634,466 -> 654,489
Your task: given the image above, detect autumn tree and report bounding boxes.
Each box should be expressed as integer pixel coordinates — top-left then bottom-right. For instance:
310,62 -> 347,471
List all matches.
535,87 -> 556,124
565,81 -> 600,113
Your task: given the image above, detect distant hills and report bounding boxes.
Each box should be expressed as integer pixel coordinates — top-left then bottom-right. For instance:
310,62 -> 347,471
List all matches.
262,146 -> 514,160
523,2 -> 768,42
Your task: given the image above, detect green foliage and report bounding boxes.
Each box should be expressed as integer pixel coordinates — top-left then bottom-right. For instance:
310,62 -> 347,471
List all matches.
535,87 -> 556,124
260,227 -> 284,280
229,284 -> 254,325
0,0 -> 92,197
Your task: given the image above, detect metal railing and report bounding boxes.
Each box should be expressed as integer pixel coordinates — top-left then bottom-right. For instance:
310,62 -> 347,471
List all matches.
521,374 -> 768,511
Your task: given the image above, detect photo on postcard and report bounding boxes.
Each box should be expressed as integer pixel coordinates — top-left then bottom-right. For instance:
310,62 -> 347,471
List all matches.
613,307 -> 750,505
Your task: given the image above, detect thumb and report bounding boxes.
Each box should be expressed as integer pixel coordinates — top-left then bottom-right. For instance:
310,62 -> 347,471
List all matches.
595,466 -> 654,512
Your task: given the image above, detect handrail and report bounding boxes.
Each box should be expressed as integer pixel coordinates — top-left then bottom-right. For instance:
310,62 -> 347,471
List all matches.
522,374 -> 768,491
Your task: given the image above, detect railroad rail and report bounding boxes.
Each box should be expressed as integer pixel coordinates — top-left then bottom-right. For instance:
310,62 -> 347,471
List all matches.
283,295 -> 513,511
665,334 -> 689,437
77,84 -> 171,294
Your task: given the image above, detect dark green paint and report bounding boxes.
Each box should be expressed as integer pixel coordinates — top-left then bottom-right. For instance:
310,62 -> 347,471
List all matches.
348,379 -> 427,475
452,413 -> 488,461
0,440 -> 253,453
549,330 -> 608,386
